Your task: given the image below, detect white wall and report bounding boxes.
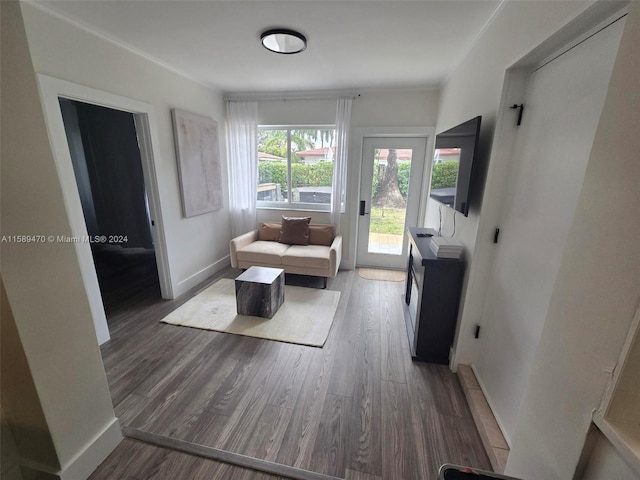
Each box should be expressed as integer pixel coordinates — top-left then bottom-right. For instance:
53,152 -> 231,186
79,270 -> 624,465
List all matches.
350,89 -> 439,128
1,278 -> 59,472
608,333 -> 640,423
426,0 -> 595,369
580,431 -> 640,480
256,89 -> 440,268
506,3 -> 640,477
21,2 -> 230,298
258,98 -> 337,126
1,2 -> 121,477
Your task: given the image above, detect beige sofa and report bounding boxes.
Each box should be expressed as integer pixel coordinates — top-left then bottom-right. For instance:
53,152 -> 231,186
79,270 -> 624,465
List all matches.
230,222 -> 342,288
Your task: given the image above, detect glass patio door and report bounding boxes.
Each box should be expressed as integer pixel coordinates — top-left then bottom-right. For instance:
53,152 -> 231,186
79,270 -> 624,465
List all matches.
356,136 -> 427,269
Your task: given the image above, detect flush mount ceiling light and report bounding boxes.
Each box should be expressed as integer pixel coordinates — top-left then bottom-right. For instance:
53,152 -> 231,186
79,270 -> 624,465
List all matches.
260,28 -> 307,55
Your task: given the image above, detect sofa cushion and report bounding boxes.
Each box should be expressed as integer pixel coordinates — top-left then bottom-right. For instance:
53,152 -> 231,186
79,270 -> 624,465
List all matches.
279,216 -> 311,245
258,222 -> 281,241
309,225 -> 334,246
282,245 -> 331,269
236,241 -> 289,265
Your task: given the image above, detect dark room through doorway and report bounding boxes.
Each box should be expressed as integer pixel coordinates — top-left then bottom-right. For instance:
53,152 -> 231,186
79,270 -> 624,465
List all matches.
59,99 -> 162,319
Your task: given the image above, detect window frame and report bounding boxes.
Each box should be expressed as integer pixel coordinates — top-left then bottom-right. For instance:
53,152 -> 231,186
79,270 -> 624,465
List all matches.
257,124 -> 336,212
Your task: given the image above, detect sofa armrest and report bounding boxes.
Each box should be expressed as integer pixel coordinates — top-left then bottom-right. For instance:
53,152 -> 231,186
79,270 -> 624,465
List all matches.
329,235 -> 342,277
229,230 -> 258,268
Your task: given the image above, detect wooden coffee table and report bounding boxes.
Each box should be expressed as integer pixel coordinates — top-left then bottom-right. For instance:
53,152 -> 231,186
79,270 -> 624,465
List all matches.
235,266 -> 285,319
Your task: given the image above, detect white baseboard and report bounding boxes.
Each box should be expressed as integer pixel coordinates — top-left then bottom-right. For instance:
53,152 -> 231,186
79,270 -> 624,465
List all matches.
471,364 -> 511,448
58,418 -> 122,480
173,256 -> 230,298
458,365 -> 510,473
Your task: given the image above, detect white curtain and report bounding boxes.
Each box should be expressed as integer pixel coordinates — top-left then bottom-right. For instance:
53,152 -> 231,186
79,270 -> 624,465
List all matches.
226,101 -> 258,237
331,97 -> 352,233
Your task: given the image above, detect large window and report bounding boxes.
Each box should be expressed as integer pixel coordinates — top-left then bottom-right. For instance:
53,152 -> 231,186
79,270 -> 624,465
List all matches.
257,127 -> 336,209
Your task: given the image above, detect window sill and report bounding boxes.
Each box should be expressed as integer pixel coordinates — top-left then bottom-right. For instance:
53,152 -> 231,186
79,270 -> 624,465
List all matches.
593,412 -> 640,474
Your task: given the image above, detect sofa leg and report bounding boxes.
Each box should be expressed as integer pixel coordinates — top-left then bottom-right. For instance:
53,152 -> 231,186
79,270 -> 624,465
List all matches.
323,277 -> 328,289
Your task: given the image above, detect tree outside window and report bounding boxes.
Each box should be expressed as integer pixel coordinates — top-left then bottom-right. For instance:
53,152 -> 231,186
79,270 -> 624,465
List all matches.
257,127 -> 336,208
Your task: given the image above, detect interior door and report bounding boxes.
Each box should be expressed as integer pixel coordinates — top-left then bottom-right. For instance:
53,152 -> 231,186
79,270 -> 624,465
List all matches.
357,136 -> 427,269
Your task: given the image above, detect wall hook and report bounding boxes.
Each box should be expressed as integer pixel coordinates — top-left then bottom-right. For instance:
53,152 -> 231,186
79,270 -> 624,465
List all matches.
510,104 -> 524,126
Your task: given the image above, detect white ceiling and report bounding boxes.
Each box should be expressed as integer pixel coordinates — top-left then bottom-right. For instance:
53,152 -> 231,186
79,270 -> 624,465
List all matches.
33,0 -> 502,94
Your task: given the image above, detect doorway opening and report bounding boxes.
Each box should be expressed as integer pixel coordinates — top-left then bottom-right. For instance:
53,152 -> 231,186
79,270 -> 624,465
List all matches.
59,99 -> 161,317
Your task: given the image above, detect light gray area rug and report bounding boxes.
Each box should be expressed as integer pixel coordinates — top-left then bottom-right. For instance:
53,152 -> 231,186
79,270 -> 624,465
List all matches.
161,278 -> 341,347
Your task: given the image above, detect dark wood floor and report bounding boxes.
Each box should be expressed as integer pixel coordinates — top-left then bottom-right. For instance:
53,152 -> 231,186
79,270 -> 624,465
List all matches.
92,264 -> 491,480
91,243 -> 162,317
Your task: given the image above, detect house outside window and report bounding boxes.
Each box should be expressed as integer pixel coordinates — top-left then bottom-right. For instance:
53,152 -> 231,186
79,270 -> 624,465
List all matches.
257,126 -> 336,210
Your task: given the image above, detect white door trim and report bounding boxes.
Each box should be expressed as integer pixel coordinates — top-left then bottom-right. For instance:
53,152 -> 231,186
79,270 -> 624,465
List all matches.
36,74 -> 173,344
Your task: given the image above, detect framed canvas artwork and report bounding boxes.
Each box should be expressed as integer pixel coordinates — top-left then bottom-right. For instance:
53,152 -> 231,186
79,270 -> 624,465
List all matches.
171,109 -> 223,217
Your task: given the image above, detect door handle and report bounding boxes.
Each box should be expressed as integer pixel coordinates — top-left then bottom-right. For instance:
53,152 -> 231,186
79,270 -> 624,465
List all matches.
359,200 -> 369,216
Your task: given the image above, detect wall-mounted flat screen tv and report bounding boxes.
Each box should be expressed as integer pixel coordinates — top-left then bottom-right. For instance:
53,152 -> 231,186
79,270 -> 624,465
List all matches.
429,116 -> 481,217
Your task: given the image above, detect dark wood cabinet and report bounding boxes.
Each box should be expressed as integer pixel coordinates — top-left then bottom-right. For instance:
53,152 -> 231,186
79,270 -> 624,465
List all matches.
404,228 -> 464,364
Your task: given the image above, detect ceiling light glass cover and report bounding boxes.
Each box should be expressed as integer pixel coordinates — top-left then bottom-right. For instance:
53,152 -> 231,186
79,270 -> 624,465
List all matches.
261,29 -> 307,55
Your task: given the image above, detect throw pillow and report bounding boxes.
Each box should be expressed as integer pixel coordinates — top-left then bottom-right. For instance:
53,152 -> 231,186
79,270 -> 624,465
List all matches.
309,225 -> 334,246
258,222 -> 281,241
279,216 -> 311,245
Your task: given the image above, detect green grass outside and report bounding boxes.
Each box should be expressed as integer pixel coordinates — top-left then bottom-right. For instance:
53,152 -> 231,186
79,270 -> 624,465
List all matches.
369,207 -> 406,235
